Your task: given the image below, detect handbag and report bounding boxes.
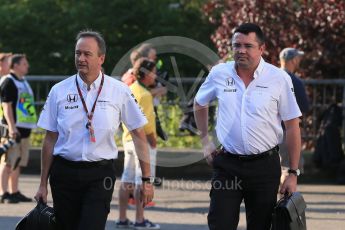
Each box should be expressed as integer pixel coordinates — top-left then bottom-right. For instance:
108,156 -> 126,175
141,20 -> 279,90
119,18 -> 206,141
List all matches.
272,192 -> 307,230
16,199 -> 57,230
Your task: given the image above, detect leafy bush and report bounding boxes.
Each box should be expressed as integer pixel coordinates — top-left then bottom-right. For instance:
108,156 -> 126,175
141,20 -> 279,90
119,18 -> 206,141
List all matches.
203,0 -> 345,78
29,102 -> 203,149
156,102 -> 202,149
30,128 -> 45,147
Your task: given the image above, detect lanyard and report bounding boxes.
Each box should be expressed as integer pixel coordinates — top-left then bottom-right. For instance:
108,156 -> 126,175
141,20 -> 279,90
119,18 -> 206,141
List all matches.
75,73 -> 104,143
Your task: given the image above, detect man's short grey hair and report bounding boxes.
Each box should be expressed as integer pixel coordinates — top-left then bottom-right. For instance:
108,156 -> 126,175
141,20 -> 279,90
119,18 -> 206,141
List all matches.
76,30 -> 106,56
137,43 -> 154,59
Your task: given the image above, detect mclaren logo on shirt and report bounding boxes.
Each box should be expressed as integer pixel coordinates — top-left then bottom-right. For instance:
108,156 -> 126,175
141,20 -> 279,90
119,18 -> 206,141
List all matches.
256,85 -> 268,89
97,100 -> 110,110
65,105 -> 79,110
67,94 -> 78,103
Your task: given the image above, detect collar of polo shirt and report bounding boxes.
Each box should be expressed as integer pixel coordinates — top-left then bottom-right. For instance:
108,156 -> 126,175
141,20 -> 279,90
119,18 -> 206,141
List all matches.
77,72 -> 102,91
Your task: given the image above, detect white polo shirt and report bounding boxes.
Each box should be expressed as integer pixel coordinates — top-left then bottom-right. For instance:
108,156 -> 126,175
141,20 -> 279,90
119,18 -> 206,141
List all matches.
195,58 -> 301,155
38,72 -> 147,161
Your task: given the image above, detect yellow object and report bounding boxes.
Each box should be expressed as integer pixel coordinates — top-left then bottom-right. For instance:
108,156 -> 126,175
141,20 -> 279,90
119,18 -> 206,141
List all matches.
122,81 -> 156,142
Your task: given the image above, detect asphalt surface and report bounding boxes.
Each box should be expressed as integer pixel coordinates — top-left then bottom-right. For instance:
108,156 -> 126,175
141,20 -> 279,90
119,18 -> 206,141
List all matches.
1,175 -> 345,230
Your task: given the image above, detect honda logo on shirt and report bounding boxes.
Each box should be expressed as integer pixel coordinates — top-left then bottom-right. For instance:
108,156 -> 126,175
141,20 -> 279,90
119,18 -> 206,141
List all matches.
67,94 -> 78,103
226,77 -> 235,87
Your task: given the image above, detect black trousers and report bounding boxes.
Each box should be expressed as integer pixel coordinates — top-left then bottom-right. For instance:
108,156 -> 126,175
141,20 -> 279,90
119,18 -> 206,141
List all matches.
49,156 -> 116,230
208,149 -> 281,230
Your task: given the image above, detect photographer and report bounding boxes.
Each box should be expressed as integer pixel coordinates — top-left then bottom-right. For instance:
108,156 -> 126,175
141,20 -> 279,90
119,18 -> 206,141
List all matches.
121,44 -> 167,182
0,54 -> 37,204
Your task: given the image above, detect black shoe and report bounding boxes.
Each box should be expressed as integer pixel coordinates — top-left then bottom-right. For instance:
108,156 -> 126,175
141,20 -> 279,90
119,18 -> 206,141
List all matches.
0,192 -> 19,204
12,191 -> 32,202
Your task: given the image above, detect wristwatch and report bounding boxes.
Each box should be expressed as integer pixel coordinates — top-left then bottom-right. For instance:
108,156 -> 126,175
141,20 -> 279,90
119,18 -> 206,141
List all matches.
288,168 -> 301,176
141,176 -> 155,184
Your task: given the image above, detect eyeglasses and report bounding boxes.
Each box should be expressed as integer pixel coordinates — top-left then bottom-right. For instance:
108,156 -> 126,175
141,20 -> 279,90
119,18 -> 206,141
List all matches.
231,43 -> 258,50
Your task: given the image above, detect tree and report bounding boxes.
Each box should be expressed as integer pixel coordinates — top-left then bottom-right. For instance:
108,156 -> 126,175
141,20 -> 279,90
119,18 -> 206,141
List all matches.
203,0 -> 345,78
0,0 -> 213,76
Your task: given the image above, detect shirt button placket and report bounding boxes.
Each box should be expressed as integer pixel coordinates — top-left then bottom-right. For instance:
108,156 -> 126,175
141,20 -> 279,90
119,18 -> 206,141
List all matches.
240,86 -> 248,154
82,88 -> 90,161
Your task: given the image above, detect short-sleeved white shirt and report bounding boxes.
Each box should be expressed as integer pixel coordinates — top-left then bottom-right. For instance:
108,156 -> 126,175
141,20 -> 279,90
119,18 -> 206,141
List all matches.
195,58 -> 302,155
38,72 -> 147,161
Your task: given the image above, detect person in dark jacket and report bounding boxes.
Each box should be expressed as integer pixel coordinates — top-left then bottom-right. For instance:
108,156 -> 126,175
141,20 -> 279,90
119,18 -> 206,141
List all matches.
279,47 -> 309,182
279,48 -> 309,113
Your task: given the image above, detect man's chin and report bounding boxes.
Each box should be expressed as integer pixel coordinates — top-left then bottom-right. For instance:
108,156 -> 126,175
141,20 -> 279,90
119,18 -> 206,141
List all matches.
77,69 -> 88,75
236,61 -> 249,68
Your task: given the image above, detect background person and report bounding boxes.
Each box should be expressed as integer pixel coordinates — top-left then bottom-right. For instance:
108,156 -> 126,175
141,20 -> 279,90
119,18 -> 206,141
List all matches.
279,47 -> 309,183
117,57 -> 160,229
0,54 -> 36,204
0,53 -> 12,77
121,44 -> 167,186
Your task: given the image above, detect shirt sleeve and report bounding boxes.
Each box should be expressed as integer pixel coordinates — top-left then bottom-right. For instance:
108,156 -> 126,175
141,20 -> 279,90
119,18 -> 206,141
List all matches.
121,87 -> 147,131
37,87 -> 58,132
0,78 -> 17,103
279,73 -> 302,121
195,70 -> 216,106
137,92 -> 155,135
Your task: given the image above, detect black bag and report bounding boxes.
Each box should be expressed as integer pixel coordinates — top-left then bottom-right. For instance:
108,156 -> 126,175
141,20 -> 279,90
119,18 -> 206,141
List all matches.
313,104 -> 344,168
272,192 -> 307,230
16,199 -> 56,230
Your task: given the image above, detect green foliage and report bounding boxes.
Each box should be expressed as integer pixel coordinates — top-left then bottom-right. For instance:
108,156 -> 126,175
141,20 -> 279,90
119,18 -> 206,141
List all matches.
29,102 -> 203,148
30,128 -> 45,147
1,0 -> 215,149
156,102 -> 202,149
0,0 -> 214,76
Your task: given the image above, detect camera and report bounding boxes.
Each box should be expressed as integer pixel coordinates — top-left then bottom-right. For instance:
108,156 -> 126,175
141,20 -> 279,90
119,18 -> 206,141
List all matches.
0,124 -> 21,158
0,138 -> 17,158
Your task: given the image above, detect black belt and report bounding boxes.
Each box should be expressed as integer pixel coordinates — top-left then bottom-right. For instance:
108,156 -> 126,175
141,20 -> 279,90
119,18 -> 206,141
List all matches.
54,155 -> 114,168
221,146 -> 279,161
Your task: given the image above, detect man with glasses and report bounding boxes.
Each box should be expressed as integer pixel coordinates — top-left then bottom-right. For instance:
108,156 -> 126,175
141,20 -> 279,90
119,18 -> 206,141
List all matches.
194,23 -> 302,230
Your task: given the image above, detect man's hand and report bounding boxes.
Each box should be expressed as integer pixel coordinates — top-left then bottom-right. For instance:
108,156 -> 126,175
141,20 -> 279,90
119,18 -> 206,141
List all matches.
280,174 -> 297,195
9,126 -> 19,140
34,184 -> 48,203
140,182 -> 154,207
202,140 -> 216,166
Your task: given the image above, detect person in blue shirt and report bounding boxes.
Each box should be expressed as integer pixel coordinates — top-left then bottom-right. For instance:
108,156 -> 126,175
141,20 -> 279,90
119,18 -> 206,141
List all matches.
279,48 -> 309,113
279,47 -> 310,181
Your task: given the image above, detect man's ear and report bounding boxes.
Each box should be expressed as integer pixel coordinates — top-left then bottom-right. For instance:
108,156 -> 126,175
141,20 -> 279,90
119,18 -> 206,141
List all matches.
99,54 -> 105,65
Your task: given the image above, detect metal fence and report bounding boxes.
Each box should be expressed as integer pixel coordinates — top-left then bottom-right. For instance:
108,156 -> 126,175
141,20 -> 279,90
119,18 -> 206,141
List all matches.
303,79 -> 345,149
27,76 -> 345,148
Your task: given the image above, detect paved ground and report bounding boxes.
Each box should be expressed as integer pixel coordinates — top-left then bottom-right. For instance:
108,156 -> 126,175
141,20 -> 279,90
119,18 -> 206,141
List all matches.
1,175 -> 345,230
